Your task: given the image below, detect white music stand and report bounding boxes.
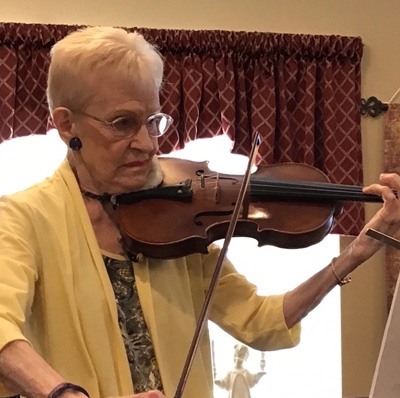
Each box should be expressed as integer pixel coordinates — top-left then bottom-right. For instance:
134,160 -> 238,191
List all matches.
368,229 -> 400,397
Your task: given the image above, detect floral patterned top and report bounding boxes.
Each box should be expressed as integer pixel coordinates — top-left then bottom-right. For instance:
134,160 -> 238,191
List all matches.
103,254 -> 164,393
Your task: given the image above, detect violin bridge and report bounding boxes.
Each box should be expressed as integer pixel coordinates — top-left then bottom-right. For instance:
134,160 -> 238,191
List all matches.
200,174 -> 206,188
215,173 -> 220,204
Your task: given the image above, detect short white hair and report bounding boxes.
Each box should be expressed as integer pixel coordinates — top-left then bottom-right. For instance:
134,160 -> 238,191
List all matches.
47,26 -> 164,114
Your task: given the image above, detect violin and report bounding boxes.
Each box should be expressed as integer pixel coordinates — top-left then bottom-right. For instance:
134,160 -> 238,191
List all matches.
114,157 -> 384,260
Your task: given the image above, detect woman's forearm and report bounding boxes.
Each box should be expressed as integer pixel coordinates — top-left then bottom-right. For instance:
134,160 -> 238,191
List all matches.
0,340 -> 65,398
282,183 -> 399,330
0,341 -> 165,398
283,260 -> 341,329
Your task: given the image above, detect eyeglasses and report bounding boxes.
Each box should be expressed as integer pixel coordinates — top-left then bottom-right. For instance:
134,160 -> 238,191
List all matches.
70,109 -> 173,139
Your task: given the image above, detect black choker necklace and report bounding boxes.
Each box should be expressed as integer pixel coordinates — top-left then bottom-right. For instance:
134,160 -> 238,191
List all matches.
81,189 -> 114,204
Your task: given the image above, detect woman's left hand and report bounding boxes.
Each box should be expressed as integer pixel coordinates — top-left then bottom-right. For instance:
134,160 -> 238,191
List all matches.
364,173 -> 400,225
353,173 -> 400,261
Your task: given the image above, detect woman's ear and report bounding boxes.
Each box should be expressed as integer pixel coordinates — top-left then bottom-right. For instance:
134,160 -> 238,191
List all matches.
52,107 -> 75,144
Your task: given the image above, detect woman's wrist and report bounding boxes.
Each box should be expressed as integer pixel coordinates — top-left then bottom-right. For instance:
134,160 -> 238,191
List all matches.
48,383 -> 90,398
329,257 -> 352,286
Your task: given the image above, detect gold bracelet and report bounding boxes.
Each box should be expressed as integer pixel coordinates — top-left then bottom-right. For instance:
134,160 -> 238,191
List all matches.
330,258 -> 351,286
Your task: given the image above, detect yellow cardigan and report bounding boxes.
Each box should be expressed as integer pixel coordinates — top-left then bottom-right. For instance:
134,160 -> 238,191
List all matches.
0,159 -> 300,398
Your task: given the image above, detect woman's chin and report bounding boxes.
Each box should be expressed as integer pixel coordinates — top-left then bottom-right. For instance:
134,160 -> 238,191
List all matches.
141,157 -> 163,189
116,158 -> 163,193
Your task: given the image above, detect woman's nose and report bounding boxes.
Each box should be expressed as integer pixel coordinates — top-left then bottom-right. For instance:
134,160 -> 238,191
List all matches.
130,124 -> 158,153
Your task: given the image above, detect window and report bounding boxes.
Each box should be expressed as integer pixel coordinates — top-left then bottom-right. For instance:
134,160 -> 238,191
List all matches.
211,235 -> 340,398
0,131 -> 66,196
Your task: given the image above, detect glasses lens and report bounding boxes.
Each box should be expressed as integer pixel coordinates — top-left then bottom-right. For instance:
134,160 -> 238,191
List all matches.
111,116 -> 139,133
147,113 -> 173,137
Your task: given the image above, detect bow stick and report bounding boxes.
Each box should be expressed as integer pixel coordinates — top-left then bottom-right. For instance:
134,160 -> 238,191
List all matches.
173,134 -> 261,398
366,228 -> 400,250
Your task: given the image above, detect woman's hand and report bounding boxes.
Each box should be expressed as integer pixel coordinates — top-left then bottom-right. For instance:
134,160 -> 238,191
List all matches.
364,173 -> 400,225
353,172 -> 400,261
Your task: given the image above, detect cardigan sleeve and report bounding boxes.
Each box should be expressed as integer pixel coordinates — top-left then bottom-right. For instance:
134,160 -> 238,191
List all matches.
204,244 -> 301,351
0,194 -> 38,396
0,194 -> 38,350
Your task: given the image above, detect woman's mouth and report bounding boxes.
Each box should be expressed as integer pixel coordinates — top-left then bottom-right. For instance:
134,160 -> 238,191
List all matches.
122,160 -> 150,168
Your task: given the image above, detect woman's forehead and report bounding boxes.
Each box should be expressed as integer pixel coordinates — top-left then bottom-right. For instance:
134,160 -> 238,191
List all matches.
85,75 -> 160,111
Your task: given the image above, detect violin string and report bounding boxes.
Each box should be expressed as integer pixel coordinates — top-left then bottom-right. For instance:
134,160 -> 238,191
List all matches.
251,183 -> 365,196
249,179 -> 383,202
251,191 -> 380,202
250,186 -> 380,202
250,177 -> 365,191
250,180 -> 365,194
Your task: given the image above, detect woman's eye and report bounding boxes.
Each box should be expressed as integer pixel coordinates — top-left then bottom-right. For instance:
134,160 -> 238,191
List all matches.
111,116 -> 137,132
147,117 -> 156,126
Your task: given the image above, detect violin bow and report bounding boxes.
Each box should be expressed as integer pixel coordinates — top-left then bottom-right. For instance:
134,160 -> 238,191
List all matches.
366,228 -> 400,250
173,134 -> 261,398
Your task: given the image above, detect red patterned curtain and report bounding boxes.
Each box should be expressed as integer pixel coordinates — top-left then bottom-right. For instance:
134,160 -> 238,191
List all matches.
0,22 -> 363,235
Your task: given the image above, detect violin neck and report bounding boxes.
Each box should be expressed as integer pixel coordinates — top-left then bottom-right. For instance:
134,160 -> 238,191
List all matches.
249,178 -> 385,203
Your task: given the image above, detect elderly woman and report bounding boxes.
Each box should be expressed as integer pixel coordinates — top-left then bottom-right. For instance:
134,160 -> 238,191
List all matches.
0,26 -> 400,398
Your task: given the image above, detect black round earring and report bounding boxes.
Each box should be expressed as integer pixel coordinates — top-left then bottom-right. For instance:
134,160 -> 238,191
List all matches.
69,137 -> 82,151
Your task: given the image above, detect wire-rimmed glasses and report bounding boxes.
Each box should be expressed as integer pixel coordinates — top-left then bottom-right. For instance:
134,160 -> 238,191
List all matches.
70,109 -> 173,139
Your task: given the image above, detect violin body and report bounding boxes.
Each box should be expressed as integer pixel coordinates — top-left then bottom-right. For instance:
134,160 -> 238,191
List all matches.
117,157 -> 347,259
